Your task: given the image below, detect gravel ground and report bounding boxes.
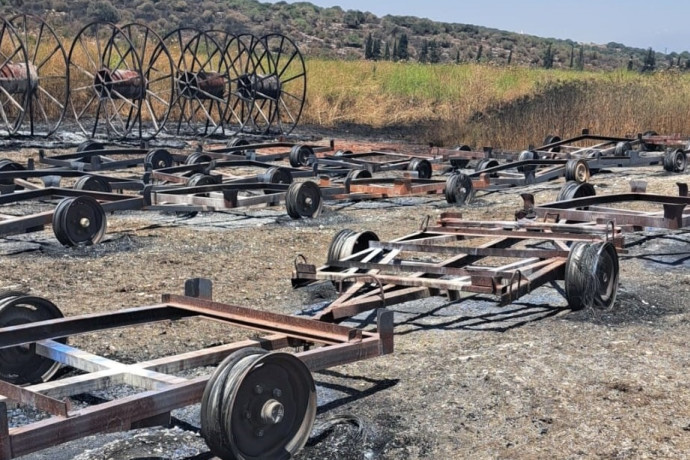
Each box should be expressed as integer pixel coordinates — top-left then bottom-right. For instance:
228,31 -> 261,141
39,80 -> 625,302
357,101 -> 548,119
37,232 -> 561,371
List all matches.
2,137 -> 689,459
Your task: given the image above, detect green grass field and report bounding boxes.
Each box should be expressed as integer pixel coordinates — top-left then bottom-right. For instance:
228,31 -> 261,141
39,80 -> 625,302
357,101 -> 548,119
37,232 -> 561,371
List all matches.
303,60 -> 690,149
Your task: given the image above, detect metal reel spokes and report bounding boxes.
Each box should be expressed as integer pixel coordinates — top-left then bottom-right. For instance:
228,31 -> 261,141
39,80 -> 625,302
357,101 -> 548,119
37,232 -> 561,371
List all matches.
223,33 -> 254,132
243,34 -> 306,136
201,348 -> 316,460
0,293 -> 64,385
52,195 -> 107,246
0,18 -> 30,135
68,22 -> 144,139
565,242 -> 619,310
120,23 -> 175,139
9,14 -> 68,137
170,30 -> 230,136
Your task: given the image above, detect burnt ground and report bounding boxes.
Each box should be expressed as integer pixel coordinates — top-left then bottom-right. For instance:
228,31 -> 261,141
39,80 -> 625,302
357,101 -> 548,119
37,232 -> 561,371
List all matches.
2,136 -> 690,459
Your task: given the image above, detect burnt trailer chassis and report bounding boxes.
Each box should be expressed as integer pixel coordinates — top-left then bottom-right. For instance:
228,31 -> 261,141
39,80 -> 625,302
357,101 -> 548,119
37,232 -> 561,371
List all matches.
437,132 -> 687,204
292,182 -> 690,323
35,140 -> 334,172
0,279 -> 393,459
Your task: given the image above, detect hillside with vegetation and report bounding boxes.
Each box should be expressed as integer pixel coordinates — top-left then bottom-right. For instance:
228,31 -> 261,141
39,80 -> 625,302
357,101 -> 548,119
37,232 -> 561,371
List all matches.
1,0 -> 686,72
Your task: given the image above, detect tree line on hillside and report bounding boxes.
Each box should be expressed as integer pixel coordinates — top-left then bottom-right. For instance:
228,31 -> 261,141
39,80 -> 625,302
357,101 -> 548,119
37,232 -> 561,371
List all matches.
1,0 -> 686,72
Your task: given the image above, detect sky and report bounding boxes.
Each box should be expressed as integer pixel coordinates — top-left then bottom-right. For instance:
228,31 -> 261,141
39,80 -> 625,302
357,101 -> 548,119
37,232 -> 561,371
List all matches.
265,0 -> 690,53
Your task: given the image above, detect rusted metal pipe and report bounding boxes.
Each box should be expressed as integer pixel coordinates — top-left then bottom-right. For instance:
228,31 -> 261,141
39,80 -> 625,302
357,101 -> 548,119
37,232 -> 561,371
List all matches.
0,62 -> 38,93
95,69 -> 145,100
177,71 -> 225,99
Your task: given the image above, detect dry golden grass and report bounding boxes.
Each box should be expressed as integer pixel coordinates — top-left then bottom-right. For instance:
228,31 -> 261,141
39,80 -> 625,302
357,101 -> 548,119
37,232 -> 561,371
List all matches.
303,60 -> 690,149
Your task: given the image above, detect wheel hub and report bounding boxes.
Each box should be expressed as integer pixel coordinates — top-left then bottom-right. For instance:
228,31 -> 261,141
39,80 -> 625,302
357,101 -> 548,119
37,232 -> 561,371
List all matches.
261,399 -> 285,425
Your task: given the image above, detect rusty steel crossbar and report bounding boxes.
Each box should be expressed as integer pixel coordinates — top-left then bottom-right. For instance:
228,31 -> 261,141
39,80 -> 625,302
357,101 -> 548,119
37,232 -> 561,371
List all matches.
529,183 -> 690,229
319,176 -> 448,200
0,279 -> 393,459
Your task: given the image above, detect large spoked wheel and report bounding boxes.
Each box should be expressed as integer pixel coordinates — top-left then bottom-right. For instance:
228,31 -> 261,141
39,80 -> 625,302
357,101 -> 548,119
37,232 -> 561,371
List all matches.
663,148 -> 687,173
564,159 -> 590,183
0,293 -> 64,384
201,348 -> 316,460
68,22 -> 145,140
9,14 -> 68,137
285,181 -> 322,219
120,23 -> 175,140
0,18 -> 30,135
242,34 -> 306,135
168,30 -> 230,137
565,242 -> 619,310
221,33 -> 253,132
445,173 -> 474,205
52,195 -> 107,246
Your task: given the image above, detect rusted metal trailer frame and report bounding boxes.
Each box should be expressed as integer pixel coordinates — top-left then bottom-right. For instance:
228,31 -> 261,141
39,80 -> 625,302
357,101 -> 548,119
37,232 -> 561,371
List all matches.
0,279 -> 393,459
0,188 -> 144,245
141,179 -> 324,220
292,182 -> 689,323
149,159 -> 311,186
527,182 -> 690,229
0,167 -> 143,194
37,147 -> 184,172
314,150 -> 440,179
293,214 -> 623,322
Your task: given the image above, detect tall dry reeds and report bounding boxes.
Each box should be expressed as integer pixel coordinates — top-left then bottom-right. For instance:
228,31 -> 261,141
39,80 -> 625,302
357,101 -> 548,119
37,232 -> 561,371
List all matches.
303,60 -> 690,149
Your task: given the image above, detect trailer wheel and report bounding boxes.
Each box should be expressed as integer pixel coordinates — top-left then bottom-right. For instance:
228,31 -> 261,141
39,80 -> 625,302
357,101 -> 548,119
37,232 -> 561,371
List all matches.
227,137 -> 250,148
407,158 -> 432,179
475,158 -> 499,176
517,150 -> 538,173
289,144 -> 314,167
543,134 -> 561,152
327,229 -> 356,263
261,167 -> 293,186
145,149 -> 173,170
557,181 -> 595,201
0,294 -> 65,384
614,141 -> 632,156
346,169 -> 372,181
0,159 -> 25,186
201,348 -> 316,460
185,152 -> 213,165
445,173 -> 474,205
663,148 -> 687,173
76,140 -> 105,153
186,173 -> 218,187
73,175 -> 112,193
53,196 -> 107,246
564,159 -> 590,183
641,130 -> 659,151
565,242 -> 619,310
285,181 -> 322,219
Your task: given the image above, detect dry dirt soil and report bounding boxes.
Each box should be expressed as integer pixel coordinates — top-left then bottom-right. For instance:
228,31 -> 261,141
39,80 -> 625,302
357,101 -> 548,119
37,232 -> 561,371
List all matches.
2,135 -> 690,460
